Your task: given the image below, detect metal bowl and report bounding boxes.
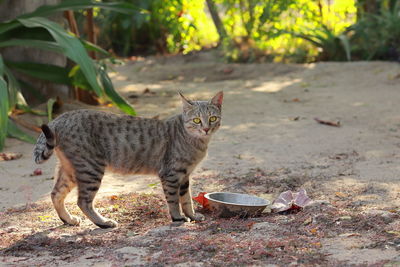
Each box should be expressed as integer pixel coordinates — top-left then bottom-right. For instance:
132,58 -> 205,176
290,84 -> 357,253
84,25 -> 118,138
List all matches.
204,192 -> 270,218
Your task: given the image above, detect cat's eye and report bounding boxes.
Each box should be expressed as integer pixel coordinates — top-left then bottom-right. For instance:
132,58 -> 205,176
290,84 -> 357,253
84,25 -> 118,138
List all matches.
209,116 -> 217,122
193,118 -> 201,124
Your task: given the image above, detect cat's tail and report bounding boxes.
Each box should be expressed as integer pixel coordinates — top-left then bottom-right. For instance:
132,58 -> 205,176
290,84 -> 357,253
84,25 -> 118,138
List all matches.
33,124 -> 56,164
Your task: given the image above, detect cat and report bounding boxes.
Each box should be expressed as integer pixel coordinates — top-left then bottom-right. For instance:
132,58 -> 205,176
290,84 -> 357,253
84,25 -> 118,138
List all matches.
33,91 -> 223,228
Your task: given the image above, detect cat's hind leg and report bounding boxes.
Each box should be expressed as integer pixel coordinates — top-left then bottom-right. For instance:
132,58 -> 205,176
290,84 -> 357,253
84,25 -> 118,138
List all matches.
74,160 -> 118,228
51,163 -> 80,226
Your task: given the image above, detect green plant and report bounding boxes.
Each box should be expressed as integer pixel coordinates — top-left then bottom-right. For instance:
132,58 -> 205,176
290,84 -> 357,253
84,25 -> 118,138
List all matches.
216,0 -> 295,62
88,0 -> 217,56
349,1 -> 400,60
290,25 -> 351,61
0,0 -> 139,150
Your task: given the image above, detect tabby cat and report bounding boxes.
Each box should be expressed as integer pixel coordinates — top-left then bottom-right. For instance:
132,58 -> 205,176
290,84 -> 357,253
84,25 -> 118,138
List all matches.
33,91 -> 223,228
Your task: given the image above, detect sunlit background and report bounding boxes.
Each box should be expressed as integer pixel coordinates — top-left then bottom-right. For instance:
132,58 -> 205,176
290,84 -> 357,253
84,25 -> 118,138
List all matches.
78,0 -> 398,62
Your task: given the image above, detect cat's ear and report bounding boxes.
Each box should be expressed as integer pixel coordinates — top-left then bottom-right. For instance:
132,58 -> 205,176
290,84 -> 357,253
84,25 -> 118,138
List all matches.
210,91 -> 223,110
179,91 -> 193,112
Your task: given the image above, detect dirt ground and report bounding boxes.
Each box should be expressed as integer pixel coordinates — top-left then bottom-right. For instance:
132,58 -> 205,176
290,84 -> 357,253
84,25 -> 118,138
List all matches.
1,50 -> 400,266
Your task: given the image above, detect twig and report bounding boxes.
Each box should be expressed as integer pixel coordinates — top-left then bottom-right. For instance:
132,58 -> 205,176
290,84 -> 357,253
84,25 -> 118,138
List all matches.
314,118 -> 341,127
63,11 -> 80,37
86,8 -> 96,59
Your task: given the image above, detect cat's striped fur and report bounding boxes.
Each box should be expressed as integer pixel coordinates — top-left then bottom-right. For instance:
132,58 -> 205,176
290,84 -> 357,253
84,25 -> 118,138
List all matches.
33,92 -> 223,228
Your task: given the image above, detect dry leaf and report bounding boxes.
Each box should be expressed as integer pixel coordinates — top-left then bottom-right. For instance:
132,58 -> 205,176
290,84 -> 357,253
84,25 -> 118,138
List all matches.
339,233 -> 361,237
0,152 -> 22,161
110,195 -> 119,201
335,192 -> 346,198
30,168 -> 42,176
314,118 -> 341,127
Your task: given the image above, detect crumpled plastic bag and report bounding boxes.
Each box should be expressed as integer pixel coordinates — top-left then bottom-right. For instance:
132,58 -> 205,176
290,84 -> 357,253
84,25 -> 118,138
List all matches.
193,192 -> 210,209
271,189 -> 312,212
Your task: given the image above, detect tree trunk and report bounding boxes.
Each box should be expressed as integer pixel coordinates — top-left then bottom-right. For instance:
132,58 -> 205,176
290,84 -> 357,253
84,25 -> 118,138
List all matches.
205,0 -> 228,43
0,0 -> 69,105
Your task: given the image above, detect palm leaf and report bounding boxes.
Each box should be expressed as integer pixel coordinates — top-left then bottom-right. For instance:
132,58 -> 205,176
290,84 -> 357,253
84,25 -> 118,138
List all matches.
81,39 -> 110,56
0,39 -> 63,53
16,104 -> 47,116
7,119 -> 36,144
47,98 -> 57,122
18,17 -> 103,97
98,64 -> 136,116
2,67 -> 23,110
17,79 -> 46,102
20,0 -> 144,19
0,56 -> 8,150
6,61 -> 72,85
338,35 -> 351,61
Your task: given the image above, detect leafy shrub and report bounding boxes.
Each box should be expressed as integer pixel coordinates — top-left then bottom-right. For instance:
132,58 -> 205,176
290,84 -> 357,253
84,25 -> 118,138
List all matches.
0,0 -> 137,150
86,0 -> 218,56
349,1 -> 400,60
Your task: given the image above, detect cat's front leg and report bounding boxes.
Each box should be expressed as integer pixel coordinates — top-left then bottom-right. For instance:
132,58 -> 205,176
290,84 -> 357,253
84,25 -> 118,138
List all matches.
160,170 -> 190,222
179,178 -> 205,222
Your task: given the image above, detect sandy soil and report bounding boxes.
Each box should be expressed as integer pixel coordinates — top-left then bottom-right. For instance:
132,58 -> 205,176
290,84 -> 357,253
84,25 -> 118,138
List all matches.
1,50 -> 400,266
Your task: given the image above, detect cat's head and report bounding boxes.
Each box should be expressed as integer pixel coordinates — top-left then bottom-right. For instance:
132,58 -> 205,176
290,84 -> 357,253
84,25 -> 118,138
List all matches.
180,91 -> 223,139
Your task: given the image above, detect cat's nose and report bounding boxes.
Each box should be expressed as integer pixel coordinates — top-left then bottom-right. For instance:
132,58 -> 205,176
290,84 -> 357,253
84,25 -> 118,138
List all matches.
204,128 -> 210,134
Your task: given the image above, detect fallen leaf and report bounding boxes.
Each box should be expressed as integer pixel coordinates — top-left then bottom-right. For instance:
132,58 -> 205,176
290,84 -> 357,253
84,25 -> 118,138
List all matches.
0,152 -> 22,161
222,67 -> 234,74
303,217 -> 313,226
314,118 -> 341,127
126,231 -> 139,237
335,192 -> 347,198
128,94 -> 139,99
30,168 -> 42,176
110,195 -> 119,201
143,88 -> 156,95
386,231 -> 400,236
339,233 -> 361,237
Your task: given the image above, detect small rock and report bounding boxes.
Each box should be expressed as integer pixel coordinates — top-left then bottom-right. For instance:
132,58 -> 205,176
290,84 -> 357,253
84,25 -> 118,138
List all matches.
362,209 -> 397,223
146,225 -> 188,237
338,216 -> 352,221
304,200 -> 333,212
251,222 -> 279,231
115,246 -> 150,265
176,262 -> 204,267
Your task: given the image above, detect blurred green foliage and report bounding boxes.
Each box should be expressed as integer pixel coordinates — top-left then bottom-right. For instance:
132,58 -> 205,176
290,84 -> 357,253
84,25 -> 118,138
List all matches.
81,0 -> 218,56
85,0 -> 361,62
87,0 -> 399,62
349,0 -> 400,60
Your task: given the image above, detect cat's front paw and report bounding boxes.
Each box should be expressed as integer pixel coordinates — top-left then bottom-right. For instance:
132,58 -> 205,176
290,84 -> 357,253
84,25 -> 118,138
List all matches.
188,213 -> 205,222
95,219 -> 118,229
